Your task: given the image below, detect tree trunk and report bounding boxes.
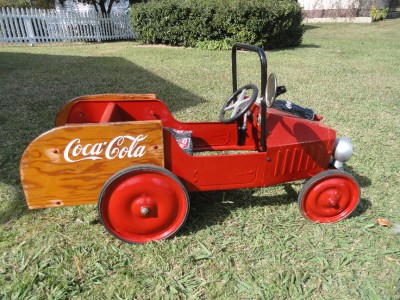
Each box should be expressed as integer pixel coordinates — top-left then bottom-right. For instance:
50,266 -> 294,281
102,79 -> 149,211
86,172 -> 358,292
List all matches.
107,0 -> 115,15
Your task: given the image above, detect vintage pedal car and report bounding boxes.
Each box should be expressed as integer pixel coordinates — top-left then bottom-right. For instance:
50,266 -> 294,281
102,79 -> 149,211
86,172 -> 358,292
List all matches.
20,43 -> 360,243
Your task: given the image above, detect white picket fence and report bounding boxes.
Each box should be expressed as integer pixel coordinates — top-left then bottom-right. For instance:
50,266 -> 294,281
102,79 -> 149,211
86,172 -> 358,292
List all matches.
0,7 -> 135,45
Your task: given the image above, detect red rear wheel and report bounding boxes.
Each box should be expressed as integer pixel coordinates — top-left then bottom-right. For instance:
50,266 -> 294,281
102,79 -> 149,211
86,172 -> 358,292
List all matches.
98,165 -> 189,243
299,170 -> 360,223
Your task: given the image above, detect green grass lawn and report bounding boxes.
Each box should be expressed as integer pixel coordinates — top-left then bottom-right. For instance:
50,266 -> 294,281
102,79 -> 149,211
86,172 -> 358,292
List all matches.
1,19 -> 399,299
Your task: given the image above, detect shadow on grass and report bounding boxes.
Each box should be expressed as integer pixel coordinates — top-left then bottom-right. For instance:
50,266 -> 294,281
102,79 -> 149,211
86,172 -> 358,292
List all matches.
270,43 -> 320,53
298,44 -> 320,49
344,165 -> 372,219
350,198 -> 372,219
0,51 -> 204,225
303,25 -> 320,31
184,187 -> 298,236
345,165 -> 372,188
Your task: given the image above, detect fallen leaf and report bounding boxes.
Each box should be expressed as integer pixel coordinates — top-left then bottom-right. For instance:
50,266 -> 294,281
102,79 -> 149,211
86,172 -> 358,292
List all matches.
377,218 -> 392,227
386,257 -> 400,263
74,255 -> 83,282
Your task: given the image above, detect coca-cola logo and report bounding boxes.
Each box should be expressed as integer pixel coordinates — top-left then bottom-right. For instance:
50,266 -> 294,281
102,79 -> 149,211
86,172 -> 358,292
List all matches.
64,135 -> 147,163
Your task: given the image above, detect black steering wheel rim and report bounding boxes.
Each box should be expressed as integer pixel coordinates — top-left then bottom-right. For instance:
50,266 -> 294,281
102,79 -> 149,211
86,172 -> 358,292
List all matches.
219,84 -> 258,124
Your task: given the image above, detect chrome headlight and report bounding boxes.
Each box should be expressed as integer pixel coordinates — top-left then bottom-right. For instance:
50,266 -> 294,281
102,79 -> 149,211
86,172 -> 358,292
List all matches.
333,137 -> 353,167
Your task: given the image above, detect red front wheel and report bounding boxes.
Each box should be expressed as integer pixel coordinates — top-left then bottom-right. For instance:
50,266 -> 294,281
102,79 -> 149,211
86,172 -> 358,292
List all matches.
98,165 -> 189,243
299,170 -> 360,223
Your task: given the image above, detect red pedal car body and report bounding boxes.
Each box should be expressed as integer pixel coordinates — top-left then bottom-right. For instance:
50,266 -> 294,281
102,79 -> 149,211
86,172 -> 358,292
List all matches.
20,44 -> 360,243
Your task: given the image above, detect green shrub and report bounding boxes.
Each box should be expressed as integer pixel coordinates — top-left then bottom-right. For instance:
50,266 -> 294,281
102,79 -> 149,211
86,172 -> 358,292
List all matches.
195,39 -> 232,50
130,0 -> 304,50
369,5 -> 389,21
0,0 -> 54,9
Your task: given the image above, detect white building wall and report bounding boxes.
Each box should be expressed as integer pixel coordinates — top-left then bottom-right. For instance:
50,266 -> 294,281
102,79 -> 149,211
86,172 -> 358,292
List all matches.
54,0 -> 130,14
298,0 -> 389,11
298,0 -> 359,10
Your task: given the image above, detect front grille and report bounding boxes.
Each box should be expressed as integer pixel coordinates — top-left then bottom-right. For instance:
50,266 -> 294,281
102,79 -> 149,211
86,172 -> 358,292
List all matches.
273,144 -> 324,177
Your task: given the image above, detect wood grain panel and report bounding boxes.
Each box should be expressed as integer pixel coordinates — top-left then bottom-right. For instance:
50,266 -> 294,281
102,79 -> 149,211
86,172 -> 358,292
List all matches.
21,120 -> 163,209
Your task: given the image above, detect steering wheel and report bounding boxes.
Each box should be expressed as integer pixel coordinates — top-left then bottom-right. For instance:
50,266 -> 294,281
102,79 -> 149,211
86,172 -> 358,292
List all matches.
219,84 -> 258,124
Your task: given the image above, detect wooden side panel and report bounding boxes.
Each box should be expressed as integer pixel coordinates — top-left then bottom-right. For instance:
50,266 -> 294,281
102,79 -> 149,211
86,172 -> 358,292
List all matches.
55,93 -> 157,126
20,121 -> 163,209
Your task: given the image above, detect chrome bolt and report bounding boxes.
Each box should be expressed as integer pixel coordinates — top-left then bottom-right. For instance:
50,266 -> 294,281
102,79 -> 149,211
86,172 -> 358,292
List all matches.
140,207 -> 149,215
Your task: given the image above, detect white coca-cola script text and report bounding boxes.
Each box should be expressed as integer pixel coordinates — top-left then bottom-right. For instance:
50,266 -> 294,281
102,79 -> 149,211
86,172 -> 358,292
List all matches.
64,135 -> 147,163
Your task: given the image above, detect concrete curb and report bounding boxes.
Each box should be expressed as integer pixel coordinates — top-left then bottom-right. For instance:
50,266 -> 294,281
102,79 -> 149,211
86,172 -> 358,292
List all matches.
304,17 -> 373,23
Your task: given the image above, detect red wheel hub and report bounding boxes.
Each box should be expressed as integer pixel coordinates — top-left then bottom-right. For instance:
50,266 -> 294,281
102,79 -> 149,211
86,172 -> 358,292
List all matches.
129,195 -> 157,218
300,171 -> 360,223
99,166 -> 189,243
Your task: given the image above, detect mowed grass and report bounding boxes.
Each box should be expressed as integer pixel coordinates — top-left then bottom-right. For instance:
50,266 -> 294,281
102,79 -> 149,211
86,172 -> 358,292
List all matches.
0,19 -> 399,299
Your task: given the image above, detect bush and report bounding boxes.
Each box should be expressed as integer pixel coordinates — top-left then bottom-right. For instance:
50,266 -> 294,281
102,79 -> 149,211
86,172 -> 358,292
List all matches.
0,0 -> 54,9
369,5 -> 389,21
130,0 -> 304,50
